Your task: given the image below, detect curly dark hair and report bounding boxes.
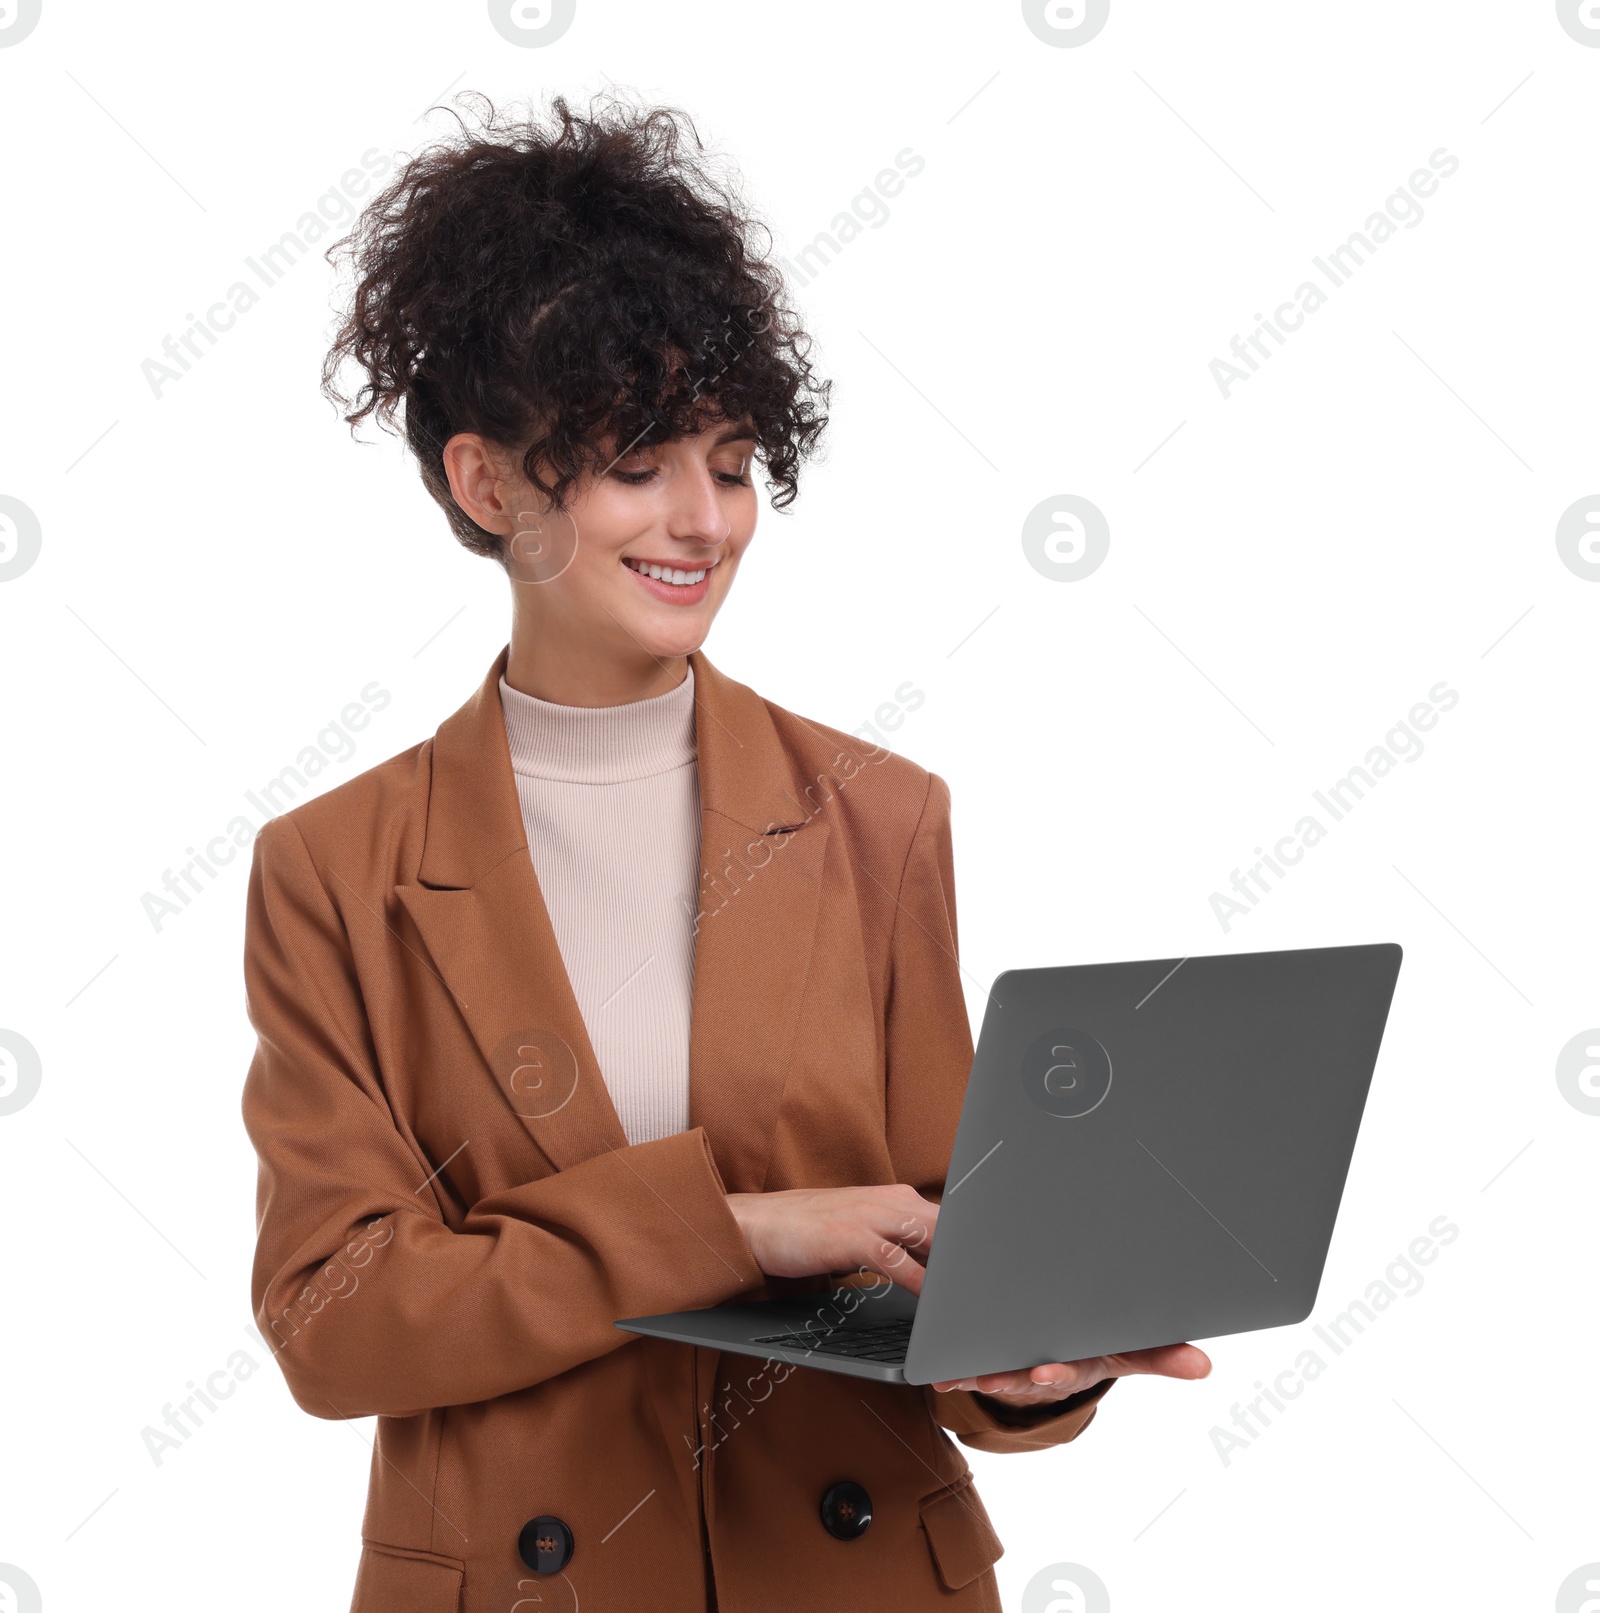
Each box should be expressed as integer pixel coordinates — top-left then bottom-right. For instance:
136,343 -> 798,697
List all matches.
320,89 -> 831,561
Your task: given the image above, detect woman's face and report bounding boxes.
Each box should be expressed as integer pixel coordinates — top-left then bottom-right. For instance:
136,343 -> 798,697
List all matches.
492,418 -> 760,664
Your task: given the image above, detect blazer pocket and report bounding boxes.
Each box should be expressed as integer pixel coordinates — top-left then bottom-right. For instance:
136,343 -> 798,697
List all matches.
352,1540 -> 465,1613
917,1473 -> 1005,1591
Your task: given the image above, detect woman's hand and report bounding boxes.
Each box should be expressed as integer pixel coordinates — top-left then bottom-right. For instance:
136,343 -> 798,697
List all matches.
724,1186 -> 1213,1414
725,1183 -> 940,1293
931,1341 -> 1212,1411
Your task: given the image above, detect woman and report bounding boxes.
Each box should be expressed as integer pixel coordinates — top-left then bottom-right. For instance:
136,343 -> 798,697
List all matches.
242,92 -> 1209,1613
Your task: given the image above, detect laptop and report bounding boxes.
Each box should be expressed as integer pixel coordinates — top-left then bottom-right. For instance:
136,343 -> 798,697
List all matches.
616,942 -> 1402,1386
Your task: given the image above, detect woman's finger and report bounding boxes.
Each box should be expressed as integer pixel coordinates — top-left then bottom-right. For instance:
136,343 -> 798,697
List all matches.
850,1190 -> 938,1292
877,1192 -> 938,1260
930,1364 -> 1090,1395
985,1367 -> 1089,1395
1095,1343 -> 1212,1379
1022,1345 -> 1212,1386
931,1342 -> 1213,1395
864,1240 -> 926,1295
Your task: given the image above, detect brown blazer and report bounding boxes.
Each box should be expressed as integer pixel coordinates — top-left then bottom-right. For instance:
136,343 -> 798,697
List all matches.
242,647 -> 1113,1613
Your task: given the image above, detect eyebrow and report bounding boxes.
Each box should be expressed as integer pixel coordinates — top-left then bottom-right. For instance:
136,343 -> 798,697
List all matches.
612,422 -> 756,459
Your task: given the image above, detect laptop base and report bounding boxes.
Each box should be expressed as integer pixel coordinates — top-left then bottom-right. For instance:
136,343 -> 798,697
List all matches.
617,1280 -> 918,1383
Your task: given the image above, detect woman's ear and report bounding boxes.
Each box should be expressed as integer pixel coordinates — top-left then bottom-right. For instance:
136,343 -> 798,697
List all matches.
441,433 -> 515,536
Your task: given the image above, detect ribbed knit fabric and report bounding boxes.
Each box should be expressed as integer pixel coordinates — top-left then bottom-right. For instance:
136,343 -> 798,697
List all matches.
498,667 -> 699,1147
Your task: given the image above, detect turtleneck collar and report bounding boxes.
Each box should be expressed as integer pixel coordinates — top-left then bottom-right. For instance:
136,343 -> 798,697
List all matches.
498,666 -> 697,785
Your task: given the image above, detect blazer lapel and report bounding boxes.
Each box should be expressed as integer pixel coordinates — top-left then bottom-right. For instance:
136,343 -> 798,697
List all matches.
686,651 -> 831,1194
396,649 -> 630,1173
394,646 -> 832,1191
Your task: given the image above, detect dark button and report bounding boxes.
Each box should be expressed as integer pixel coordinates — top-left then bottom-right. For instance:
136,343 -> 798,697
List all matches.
820,1480 -> 873,1541
518,1515 -> 574,1574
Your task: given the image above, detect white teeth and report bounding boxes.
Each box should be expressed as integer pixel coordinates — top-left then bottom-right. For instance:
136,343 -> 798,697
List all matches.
627,558 -> 709,586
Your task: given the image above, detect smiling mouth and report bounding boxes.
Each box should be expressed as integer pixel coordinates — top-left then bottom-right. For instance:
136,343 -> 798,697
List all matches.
622,555 -> 720,587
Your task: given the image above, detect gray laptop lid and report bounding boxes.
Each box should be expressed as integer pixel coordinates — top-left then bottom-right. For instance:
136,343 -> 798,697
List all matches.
902,943 -> 1401,1385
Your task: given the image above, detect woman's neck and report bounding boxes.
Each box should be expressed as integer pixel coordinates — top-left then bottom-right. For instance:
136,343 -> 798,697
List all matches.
505,621 -> 689,708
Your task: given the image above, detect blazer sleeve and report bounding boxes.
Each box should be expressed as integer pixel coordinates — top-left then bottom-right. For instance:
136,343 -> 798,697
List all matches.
241,813 -> 764,1421
883,771 -> 1116,1455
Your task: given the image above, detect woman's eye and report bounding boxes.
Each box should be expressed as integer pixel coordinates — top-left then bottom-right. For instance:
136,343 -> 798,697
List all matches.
610,461 -> 749,487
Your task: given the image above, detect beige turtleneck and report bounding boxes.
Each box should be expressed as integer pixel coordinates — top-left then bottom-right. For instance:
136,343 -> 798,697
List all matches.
498,666 -> 700,1147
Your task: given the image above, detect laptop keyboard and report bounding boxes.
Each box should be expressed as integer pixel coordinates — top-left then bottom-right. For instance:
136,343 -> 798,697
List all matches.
748,1319 -> 913,1363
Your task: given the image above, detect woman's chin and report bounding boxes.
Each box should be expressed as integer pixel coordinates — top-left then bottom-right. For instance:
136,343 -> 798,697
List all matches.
615,606 -> 716,663
642,631 -> 708,662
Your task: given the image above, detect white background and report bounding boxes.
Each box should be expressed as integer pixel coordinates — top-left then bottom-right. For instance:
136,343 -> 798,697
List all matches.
1,2 -> 1595,1609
